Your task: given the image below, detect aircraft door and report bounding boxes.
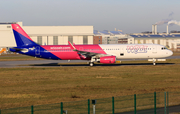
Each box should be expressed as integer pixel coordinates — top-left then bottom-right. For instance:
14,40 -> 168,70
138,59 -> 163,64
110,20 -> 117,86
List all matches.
120,47 -> 124,56
152,45 -> 157,53
79,47 -> 83,51
35,46 -> 40,55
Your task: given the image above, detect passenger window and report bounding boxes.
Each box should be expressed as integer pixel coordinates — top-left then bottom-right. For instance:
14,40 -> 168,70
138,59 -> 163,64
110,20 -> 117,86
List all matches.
120,53 -> 124,56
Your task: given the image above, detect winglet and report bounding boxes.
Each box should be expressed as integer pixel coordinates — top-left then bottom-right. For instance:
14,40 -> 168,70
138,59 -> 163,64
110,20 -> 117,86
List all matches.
68,41 -> 77,50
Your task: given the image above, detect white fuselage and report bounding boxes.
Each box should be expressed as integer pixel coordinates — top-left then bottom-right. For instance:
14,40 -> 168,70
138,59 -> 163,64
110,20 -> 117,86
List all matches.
99,44 -> 173,59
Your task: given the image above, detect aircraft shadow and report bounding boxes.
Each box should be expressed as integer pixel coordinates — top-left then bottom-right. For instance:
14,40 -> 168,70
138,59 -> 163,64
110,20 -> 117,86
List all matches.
29,62 -> 174,67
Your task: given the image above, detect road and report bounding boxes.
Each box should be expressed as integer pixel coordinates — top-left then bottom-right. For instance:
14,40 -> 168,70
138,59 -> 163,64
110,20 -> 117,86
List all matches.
117,105 -> 180,114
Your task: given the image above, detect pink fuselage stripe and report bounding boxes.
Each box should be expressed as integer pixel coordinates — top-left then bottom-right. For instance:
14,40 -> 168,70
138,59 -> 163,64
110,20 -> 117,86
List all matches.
11,24 -> 33,41
42,44 -> 106,60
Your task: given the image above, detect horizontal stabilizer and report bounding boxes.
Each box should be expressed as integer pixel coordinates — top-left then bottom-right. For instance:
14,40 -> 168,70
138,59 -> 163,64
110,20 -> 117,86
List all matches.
10,47 -> 23,51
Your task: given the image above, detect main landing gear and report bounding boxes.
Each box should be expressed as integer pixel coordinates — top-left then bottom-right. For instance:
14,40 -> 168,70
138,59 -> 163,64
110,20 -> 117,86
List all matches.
89,62 -> 94,67
89,56 -> 96,67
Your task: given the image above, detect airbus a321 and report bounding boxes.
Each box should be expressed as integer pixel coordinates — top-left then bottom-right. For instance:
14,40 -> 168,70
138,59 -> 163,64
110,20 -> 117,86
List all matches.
9,24 -> 173,66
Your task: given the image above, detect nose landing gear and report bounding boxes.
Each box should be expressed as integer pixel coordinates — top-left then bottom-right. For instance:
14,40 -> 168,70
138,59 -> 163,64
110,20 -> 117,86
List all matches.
153,58 -> 156,66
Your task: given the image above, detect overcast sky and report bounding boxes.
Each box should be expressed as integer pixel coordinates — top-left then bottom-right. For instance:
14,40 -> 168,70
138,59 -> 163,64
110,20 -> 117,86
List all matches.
1,0 -> 180,33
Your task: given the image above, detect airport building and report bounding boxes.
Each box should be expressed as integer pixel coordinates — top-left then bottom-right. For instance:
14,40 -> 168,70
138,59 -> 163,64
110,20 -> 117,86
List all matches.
93,30 -> 134,44
129,34 -> 180,50
93,36 -> 102,44
93,25 -> 180,51
129,25 -> 180,50
0,22 -> 94,48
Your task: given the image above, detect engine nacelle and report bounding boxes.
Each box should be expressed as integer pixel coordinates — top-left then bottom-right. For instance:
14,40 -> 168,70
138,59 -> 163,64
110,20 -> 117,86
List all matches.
99,56 -> 116,64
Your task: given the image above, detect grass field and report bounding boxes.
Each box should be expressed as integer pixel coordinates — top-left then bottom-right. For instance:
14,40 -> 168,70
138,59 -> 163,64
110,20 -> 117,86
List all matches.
0,57 -> 180,109
0,52 -> 180,110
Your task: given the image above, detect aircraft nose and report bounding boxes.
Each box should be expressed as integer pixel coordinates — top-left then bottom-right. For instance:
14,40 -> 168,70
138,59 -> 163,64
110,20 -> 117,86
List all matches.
168,50 -> 173,56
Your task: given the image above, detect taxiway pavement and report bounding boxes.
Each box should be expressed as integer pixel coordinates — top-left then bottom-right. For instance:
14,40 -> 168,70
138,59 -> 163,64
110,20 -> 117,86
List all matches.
0,56 -> 179,68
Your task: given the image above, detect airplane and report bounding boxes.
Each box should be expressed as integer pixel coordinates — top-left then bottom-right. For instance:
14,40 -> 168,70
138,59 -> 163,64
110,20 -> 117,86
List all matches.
9,24 -> 173,66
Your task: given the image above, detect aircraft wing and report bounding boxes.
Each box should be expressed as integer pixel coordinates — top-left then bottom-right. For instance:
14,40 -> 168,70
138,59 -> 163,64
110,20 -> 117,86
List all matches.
74,49 -> 106,58
68,41 -> 106,58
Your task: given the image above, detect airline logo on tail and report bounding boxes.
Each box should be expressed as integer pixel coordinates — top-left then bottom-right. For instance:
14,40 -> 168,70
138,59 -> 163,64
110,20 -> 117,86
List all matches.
12,24 -> 38,47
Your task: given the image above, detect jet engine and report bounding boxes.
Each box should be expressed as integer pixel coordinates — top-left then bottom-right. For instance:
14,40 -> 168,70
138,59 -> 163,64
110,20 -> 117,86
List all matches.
99,56 -> 116,64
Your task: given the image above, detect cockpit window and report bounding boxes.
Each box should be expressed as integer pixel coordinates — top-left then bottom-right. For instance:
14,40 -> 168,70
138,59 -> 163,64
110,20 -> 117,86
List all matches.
161,47 -> 167,50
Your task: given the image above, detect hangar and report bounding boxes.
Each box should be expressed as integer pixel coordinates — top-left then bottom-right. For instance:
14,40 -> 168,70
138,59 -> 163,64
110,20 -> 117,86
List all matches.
0,22 -> 94,48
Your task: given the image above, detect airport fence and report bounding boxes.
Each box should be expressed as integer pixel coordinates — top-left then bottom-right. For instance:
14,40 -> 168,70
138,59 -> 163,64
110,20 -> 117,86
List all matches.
1,91 -> 180,114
